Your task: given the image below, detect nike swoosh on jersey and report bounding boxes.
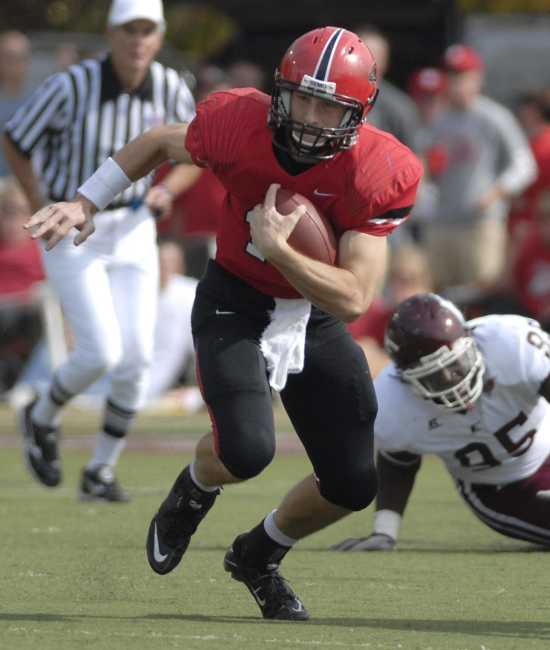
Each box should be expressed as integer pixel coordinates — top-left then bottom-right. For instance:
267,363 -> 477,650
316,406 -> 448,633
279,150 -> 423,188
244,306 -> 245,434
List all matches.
313,189 -> 337,197
153,522 -> 168,562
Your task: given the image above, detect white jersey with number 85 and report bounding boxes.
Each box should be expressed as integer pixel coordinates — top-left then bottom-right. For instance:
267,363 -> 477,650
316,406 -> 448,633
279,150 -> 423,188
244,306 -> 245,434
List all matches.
374,314 -> 550,485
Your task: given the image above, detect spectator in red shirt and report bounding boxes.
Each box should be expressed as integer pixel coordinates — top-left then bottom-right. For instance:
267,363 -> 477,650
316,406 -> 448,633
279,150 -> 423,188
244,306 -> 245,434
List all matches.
347,243 -> 434,376
155,163 -> 226,278
508,89 -> 550,244
513,189 -> 550,331
0,176 -> 44,297
0,177 -> 44,393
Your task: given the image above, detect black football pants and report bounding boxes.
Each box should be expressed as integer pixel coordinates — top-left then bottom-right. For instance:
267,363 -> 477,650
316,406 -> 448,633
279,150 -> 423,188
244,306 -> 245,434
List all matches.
191,261 -> 378,510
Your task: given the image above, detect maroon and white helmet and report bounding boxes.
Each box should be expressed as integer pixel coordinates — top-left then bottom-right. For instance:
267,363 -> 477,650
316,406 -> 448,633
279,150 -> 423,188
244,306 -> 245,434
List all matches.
384,293 -> 485,411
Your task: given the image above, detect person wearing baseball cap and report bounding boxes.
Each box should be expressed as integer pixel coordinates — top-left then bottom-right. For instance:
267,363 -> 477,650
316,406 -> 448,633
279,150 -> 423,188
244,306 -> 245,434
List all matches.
442,44 -> 486,110
408,67 -> 447,99
4,0 -> 199,502
417,40 -> 536,292
407,67 -> 448,151
106,0 -> 166,88
443,44 -> 484,74
107,0 -> 166,31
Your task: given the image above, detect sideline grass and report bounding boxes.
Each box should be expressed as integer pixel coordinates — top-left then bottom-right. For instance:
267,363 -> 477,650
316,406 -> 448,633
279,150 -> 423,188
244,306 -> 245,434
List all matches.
1,406 -> 549,650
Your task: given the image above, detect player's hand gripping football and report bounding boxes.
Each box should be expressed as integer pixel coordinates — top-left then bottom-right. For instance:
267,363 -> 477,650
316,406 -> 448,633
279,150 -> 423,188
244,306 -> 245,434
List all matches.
248,183 -> 306,260
24,195 -> 97,250
330,533 -> 397,552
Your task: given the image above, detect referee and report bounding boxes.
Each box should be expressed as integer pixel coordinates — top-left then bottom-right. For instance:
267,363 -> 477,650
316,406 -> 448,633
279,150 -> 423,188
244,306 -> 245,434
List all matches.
3,0 -> 198,501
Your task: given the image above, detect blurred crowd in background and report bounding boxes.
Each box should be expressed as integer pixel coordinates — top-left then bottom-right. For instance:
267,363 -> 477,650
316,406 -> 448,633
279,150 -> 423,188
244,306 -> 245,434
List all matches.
1,14 -> 550,406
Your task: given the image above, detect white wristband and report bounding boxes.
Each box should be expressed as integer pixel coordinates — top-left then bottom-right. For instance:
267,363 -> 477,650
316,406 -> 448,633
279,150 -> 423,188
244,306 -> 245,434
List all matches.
77,157 -> 132,211
373,509 -> 402,540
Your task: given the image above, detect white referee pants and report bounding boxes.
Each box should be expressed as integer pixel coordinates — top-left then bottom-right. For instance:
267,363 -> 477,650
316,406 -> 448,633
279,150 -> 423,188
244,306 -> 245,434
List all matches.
40,206 -> 158,412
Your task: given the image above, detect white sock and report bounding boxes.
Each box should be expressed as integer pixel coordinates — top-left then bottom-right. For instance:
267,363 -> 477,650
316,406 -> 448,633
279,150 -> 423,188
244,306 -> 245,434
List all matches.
86,432 -> 126,470
190,460 -> 220,492
264,509 -> 297,547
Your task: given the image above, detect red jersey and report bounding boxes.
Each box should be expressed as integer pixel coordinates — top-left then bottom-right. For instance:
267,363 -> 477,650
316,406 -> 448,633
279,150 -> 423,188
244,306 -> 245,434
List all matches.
185,88 -> 423,298
155,164 -> 224,238
509,126 -> 550,236
513,228 -> 550,319
346,298 -> 392,345
0,240 -> 44,296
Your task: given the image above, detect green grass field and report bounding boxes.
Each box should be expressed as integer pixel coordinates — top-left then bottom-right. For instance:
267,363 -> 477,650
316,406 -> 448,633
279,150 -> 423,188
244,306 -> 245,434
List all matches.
1,403 -> 549,650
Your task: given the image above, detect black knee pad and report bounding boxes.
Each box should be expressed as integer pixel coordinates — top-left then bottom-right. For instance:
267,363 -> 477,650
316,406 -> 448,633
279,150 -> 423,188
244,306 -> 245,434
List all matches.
319,465 -> 378,511
217,421 -> 276,480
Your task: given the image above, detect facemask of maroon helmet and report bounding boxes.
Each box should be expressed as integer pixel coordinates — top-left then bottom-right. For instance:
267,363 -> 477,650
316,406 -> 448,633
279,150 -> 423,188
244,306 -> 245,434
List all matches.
384,293 -> 485,412
269,27 -> 378,163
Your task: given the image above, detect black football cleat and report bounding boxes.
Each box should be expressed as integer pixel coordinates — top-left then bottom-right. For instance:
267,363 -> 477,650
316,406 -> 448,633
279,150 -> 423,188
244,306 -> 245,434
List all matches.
224,534 -> 310,621
146,466 -> 219,575
19,399 -> 62,487
79,465 -> 130,503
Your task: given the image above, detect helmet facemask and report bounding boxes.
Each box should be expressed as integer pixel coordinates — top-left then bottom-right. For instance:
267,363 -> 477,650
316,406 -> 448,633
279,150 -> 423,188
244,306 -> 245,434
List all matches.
269,75 -> 369,163
398,336 -> 485,412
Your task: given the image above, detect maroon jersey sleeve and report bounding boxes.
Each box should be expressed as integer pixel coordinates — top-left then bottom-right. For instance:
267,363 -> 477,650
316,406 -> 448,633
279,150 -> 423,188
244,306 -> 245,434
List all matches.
347,138 -> 423,237
185,89 -> 262,173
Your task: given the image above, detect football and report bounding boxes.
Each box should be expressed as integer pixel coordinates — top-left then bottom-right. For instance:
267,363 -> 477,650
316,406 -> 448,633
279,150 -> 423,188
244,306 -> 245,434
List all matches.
276,188 -> 338,265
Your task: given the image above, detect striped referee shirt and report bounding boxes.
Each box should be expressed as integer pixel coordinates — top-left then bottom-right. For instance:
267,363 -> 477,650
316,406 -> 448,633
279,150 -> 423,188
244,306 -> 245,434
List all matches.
4,55 -> 195,208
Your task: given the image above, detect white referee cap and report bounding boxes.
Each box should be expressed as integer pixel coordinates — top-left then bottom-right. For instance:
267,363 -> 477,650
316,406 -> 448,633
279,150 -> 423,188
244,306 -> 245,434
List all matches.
107,0 -> 165,30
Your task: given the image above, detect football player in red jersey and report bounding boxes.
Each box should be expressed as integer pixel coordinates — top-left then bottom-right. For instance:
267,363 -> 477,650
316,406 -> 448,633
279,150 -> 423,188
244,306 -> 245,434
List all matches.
26,27 -> 423,620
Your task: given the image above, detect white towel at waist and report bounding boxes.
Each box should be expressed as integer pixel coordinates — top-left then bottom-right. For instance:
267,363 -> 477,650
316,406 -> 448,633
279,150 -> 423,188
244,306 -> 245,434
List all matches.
260,298 -> 312,392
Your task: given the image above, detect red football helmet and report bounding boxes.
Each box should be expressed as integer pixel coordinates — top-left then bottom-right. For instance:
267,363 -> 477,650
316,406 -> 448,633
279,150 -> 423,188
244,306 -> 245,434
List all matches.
384,293 -> 485,411
269,26 -> 378,162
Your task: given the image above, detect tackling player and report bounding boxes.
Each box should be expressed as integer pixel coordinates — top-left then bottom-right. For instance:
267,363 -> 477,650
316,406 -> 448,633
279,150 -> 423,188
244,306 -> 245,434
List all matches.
332,293 -> 550,552
25,27 -> 422,619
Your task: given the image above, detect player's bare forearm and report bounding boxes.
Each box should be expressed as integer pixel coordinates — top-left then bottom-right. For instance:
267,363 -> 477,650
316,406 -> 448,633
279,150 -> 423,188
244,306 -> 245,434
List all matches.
376,451 -> 421,515
268,246 -> 368,320
3,134 -> 47,212
268,231 -> 387,322
23,124 -> 194,249
113,123 -> 193,182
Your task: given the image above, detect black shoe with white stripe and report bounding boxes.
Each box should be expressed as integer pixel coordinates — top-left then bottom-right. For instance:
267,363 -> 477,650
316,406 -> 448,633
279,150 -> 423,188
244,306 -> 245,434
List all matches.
224,534 -> 309,621
19,399 -> 62,487
79,465 -> 130,502
146,466 -> 219,575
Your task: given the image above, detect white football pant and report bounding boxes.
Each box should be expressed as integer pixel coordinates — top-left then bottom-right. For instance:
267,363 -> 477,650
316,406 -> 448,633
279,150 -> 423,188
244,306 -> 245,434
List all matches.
40,205 -> 158,411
